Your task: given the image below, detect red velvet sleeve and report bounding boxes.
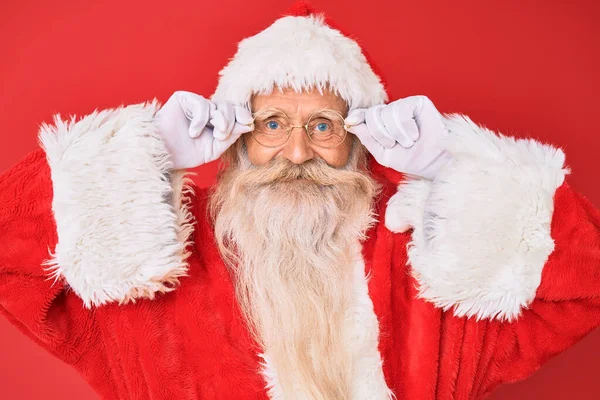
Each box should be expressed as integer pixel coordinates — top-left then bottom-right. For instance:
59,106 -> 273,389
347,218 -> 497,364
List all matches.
0,149 -> 95,364
485,181 -> 600,388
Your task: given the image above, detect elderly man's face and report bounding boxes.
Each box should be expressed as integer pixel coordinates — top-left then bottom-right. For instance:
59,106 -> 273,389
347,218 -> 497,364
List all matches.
246,87 -> 353,167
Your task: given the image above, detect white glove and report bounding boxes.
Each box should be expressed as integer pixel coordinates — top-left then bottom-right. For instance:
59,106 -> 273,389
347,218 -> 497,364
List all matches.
345,95 -> 450,180
154,91 -> 253,169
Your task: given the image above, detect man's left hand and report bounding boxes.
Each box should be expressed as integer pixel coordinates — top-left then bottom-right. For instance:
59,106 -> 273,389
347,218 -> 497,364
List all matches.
345,95 -> 450,180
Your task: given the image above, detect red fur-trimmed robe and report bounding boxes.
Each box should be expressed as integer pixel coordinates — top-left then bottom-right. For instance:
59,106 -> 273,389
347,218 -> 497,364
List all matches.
1,102 -> 599,399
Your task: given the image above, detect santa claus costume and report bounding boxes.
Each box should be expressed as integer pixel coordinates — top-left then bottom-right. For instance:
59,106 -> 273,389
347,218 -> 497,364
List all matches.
1,2 -> 599,399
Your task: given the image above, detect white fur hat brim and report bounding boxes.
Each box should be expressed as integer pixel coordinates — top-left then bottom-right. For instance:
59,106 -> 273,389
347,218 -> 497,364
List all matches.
211,14 -> 388,110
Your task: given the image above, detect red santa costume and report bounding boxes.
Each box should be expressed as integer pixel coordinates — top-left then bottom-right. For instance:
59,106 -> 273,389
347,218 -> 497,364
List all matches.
1,2 -> 599,399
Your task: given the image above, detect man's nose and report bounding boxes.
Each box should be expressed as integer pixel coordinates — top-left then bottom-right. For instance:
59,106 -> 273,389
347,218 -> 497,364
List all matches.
281,126 -> 314,165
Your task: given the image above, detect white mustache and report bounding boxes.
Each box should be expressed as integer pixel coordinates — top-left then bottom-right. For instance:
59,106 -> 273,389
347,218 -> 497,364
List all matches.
236,157 -> 362,187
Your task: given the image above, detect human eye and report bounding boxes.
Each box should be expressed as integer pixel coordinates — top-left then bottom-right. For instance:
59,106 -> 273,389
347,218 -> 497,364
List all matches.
309,117 -> 335,136
316,122 -> 330,132
254,112 -> 287,135
266,120 -> 280,130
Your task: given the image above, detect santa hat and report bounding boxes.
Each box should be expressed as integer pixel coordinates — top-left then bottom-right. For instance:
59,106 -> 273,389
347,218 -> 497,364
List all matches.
211,1 -> 389,110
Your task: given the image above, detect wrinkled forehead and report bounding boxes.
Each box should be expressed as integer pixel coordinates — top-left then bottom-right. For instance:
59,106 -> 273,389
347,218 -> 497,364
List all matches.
250,86 -> 349,118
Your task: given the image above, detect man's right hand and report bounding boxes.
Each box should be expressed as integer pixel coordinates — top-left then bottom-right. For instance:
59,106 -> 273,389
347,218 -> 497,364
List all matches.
154,91 -> 254,169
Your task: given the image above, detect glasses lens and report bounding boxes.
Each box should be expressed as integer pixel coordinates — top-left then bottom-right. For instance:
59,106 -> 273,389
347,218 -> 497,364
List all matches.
307,110 -> 347,148
251,110 -> 290,147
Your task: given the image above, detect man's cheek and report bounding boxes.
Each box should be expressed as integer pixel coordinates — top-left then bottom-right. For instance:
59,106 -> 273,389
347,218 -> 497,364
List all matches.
244,135 -> 278,166
316,140 -> 353,168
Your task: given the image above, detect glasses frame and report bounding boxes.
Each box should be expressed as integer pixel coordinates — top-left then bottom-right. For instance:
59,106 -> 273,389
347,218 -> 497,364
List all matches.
246,108 -> 354,149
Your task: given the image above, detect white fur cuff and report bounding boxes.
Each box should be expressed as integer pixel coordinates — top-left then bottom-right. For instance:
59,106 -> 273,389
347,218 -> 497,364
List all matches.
385,114 -> 569,321
39,101 -> 194,307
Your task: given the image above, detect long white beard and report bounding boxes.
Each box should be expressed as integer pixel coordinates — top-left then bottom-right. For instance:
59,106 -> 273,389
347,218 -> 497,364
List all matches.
209,141 -> 380,399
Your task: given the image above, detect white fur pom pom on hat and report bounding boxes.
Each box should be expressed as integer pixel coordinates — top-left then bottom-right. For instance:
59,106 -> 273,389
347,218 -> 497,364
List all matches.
211,9 -> 388,110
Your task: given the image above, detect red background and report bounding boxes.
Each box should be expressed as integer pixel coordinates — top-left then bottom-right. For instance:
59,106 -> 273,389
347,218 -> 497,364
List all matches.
1,0 -> 599,398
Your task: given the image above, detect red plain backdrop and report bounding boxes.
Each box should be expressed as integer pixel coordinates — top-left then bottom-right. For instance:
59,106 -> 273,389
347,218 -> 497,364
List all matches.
1,0 -> 599,398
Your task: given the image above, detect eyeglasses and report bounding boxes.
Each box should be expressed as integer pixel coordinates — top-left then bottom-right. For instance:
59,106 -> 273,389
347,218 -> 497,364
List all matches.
248,108 -> 350,149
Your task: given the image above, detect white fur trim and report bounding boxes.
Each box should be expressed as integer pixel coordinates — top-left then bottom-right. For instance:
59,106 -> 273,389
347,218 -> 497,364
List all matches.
212,15 -> 388,110
385,114 -> 569,321
259,242 -> 394,399
346,242 -> 395,399
39,101 -> 194,307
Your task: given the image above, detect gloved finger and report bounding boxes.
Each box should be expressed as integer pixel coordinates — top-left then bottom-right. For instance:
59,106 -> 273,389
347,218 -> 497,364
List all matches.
365,105 -> 396,149
173,127 -> 214,169
345,108 -> 367,127
210,102 -> 236,140
400,96 -> 425,142
213,124 -> 245,154
230,105 -> 255,136
188,98 -> 215,139
173,91 -> 196,120
208,121 -> 249,161
412,96 -> 447,139
346,122 -> 388,160
235,105 -> 254,126
380,102 -> 419,147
